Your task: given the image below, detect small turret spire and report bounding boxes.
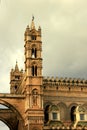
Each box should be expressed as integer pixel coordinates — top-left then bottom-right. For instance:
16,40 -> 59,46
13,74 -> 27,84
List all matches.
15,61 -> 19,72
31,15 -> 35,30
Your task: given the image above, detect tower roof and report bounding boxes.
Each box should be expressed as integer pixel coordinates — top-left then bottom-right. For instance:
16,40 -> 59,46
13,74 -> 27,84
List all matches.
15,61 -> 19,72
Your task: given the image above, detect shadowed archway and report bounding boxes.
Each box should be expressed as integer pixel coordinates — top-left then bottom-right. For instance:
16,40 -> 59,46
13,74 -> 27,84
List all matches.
0,99 -> 24,130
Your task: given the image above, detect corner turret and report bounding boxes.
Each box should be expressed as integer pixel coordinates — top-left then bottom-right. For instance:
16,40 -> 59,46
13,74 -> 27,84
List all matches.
10,62 -> 23,94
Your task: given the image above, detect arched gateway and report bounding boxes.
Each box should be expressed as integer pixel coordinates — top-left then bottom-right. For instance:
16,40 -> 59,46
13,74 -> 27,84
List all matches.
0,95 -> 25,130
0,17 -> 87,130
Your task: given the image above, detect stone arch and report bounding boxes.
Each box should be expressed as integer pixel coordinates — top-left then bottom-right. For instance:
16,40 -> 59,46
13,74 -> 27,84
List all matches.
68,103 -> 78,121
0,99 -> 24,130
32,88 -> 38,95
49,104 -> 60,121
44,101 -> 53,109
57,102 -> 68,121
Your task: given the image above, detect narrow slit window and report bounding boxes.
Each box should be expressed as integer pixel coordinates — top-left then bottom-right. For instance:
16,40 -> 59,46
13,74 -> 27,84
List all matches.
35,66 -> 37,76
35,48 -> 37,58
32,66 -> 34,76
32,48 -> 35,58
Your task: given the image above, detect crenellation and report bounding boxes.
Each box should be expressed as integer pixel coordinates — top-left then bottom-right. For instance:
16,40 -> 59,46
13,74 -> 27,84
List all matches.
43,77 -> 87,89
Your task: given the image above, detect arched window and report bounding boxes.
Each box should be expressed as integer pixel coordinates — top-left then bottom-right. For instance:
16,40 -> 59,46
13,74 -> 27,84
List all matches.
31,35 -> 36,40
32,48 -> 35,58
32,89 -> 38,95
44,105 -> 50,124
32,65 -> 37,76
70,106 -> 76,122
49,105 -> 60,121
35,66 -> 37,76
31,48 -> 37,58
32,66 -> 34,76
35,48 -> 37,58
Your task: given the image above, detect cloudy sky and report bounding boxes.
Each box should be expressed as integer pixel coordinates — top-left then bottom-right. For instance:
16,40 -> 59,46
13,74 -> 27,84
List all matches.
0,0 -> 87,129
0,0 -> 87,93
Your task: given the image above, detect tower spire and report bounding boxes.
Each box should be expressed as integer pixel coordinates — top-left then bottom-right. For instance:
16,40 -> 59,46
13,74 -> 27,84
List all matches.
32,15 -> 34,21
15,61 -> 19,72
31,15 -> 35,29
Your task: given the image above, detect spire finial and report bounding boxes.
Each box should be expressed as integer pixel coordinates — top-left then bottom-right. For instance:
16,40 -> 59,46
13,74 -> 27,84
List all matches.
16,60 -> 17,64
31,15 -> 35,29
32,15 -> 34,21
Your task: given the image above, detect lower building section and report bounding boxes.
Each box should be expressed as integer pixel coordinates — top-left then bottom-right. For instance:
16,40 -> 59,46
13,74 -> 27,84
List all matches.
43,102 -> 87,129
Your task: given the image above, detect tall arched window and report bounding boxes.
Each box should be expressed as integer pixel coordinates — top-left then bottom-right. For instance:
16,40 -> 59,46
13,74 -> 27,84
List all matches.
35,66 -> 37,76
32,48 -> 35,58
31,48 -> 37,58
32,65 -> 37,76
70,106 -> 76,122
32,66 -> 34,76
44,105 -> 50,124
35,48 -> 37,58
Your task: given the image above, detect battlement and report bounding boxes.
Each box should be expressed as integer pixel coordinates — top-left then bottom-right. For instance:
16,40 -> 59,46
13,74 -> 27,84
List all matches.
43,76 -> 87,87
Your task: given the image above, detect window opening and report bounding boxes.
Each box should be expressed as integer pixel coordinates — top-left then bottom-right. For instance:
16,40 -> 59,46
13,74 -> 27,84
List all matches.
32,48 -> 35,58
44,105 -> 50,124
32,66 -> 34,76
70,106 -> 76,122
52,112 -> 57,120
32,65 -> 37,76
35,48 -> 37,58
15,85 -> 17,89
35,66 -> 37,76
31,48 -> 37,58
31,35 -> 36,40
80,114 -> 84,120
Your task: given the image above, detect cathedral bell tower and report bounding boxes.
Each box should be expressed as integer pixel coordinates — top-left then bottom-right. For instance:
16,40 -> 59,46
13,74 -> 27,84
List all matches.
24,17 -> 44,130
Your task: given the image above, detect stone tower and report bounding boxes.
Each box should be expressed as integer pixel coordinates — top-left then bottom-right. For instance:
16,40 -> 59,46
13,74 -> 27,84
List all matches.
24,17 -> 44,130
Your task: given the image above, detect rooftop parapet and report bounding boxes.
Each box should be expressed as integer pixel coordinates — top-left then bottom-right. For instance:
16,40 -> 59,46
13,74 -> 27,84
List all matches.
43,77 -> 87,86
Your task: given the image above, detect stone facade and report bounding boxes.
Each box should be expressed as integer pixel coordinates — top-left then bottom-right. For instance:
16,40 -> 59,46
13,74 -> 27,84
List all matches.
0,18 -> 87,129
